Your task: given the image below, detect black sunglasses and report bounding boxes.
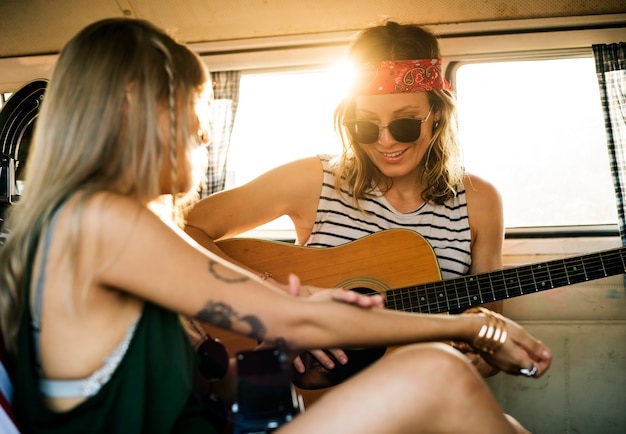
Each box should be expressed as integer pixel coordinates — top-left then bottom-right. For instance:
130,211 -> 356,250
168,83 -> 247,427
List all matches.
344,107 -> 433,144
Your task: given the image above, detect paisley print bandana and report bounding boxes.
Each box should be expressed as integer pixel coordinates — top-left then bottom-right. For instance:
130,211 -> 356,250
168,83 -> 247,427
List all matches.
352,58 -> 452,95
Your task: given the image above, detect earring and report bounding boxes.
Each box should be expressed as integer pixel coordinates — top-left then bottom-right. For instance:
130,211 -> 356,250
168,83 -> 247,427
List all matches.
434,121 -> 439,129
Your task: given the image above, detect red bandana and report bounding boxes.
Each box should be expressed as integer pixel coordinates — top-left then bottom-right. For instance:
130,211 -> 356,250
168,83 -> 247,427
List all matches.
352,59 -> 452,95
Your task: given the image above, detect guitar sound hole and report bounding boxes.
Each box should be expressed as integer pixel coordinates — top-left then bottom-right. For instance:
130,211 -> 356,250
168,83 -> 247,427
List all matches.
353,286 -> 386,304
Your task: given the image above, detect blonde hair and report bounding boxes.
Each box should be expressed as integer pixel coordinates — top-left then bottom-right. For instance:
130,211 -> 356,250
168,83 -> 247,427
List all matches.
332,21 -> 463,208
0,18 -> 209,355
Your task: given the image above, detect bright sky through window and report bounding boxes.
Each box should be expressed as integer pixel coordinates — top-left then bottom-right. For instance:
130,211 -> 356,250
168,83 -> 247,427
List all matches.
456,57 -> 616,228
226,65 -> 351,231
228,64 -> 352,188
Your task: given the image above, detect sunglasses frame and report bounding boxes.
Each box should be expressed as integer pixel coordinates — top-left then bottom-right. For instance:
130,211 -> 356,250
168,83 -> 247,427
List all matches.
344,106 -> 433,144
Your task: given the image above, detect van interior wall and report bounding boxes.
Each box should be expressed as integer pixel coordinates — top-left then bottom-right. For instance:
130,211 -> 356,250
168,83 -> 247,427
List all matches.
1,0 -> 626,58
1,1 -> 625,433
1,0 -> 626,89
488,247 -> 626,434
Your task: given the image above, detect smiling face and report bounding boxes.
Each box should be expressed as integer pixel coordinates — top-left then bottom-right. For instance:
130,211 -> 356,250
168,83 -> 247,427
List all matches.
354,92 -> 438,185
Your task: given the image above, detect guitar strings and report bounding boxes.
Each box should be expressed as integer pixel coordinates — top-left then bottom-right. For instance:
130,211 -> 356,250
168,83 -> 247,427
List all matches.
384,248 -> 626,314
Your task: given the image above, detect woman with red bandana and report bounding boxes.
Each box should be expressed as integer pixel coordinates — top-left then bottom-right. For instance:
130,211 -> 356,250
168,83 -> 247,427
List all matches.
186,21 -> 532,432
188,21 -> 505,377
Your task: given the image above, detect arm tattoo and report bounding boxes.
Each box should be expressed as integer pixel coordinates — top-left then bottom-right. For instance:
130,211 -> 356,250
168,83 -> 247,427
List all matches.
199,260 -> 267,340
208,259 -> 249,283
240,315 -> 267,340
195,301 -> 237,329
195,302 -> 267,341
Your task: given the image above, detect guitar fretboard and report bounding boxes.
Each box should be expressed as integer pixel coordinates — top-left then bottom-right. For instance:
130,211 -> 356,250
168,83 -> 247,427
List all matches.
386,247 -> 626,314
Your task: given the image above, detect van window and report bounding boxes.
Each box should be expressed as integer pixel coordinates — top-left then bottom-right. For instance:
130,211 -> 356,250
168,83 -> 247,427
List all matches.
226,68 -> 345,232
226,57 -> 618,234
455,57 -> 617,230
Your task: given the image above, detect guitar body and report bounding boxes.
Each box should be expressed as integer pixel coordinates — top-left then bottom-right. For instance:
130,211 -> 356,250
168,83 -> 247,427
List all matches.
200,229 -> 442,391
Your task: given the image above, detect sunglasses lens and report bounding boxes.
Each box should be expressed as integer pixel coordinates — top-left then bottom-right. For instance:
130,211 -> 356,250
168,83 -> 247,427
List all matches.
347,121 -> 380,143
388,118 -> 422,142
346,118 -> 423,143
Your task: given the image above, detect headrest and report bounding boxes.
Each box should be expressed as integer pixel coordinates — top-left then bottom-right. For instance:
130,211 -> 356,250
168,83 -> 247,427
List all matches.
0,79 -> 48,207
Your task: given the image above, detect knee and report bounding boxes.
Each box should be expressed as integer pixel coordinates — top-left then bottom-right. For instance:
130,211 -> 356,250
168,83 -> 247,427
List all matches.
384,343 -> 481,393
389,342 -> 469,369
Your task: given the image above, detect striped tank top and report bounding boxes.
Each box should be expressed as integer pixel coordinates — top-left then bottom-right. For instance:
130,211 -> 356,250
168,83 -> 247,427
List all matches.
303,156 -> 472,280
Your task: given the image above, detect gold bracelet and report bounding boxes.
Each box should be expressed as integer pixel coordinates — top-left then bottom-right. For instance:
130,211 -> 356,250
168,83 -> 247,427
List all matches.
463,307 -> 508,355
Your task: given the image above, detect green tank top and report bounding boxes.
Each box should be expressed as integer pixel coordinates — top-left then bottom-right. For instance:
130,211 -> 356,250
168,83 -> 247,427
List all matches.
13,214 -> 217,433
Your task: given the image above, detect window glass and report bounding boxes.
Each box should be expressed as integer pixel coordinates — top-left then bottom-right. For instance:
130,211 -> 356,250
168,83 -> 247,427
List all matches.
455,57 -> 617,229
226,68 -> 346,230
227,69 -> 346,186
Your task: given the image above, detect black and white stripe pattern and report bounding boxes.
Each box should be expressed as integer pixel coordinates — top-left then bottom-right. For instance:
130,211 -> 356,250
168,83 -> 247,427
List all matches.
303,156 -> 471,280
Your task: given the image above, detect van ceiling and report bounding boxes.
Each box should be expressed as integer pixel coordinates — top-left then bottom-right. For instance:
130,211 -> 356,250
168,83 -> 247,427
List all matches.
1,0 -> 625,58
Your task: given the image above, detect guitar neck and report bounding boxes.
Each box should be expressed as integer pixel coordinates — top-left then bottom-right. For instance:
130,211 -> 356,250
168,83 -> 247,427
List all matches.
387,246 -> 626,314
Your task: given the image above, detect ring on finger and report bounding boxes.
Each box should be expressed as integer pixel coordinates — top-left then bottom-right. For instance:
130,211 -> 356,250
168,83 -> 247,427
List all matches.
519,364 -> 538,377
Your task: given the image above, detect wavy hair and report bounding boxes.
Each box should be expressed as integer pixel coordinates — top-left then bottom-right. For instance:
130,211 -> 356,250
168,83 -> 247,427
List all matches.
0,18 -> 209,355
333,21 -> 463,208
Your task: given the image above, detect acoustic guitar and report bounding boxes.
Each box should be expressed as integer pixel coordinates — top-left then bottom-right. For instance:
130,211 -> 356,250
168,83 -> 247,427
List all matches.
199,228 -> 625,391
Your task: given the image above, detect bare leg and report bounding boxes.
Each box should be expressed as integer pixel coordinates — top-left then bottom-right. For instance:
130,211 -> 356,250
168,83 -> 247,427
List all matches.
278,343 -> 526,434
505,414 -> 531,434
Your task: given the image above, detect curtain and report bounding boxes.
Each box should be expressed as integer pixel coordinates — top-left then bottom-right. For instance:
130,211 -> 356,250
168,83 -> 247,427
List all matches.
203,71 -> 241,197
593,43 -> 626,245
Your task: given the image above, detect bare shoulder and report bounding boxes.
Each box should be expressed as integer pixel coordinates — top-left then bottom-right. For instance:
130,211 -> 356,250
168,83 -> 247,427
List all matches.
59,192 -> 153,248
80,192 -> 146,226
462,173 -> 504,247
462,173 -> 502,209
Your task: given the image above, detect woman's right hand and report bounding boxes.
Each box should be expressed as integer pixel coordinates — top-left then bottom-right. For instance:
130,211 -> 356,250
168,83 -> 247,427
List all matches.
283,273 -> 384,374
